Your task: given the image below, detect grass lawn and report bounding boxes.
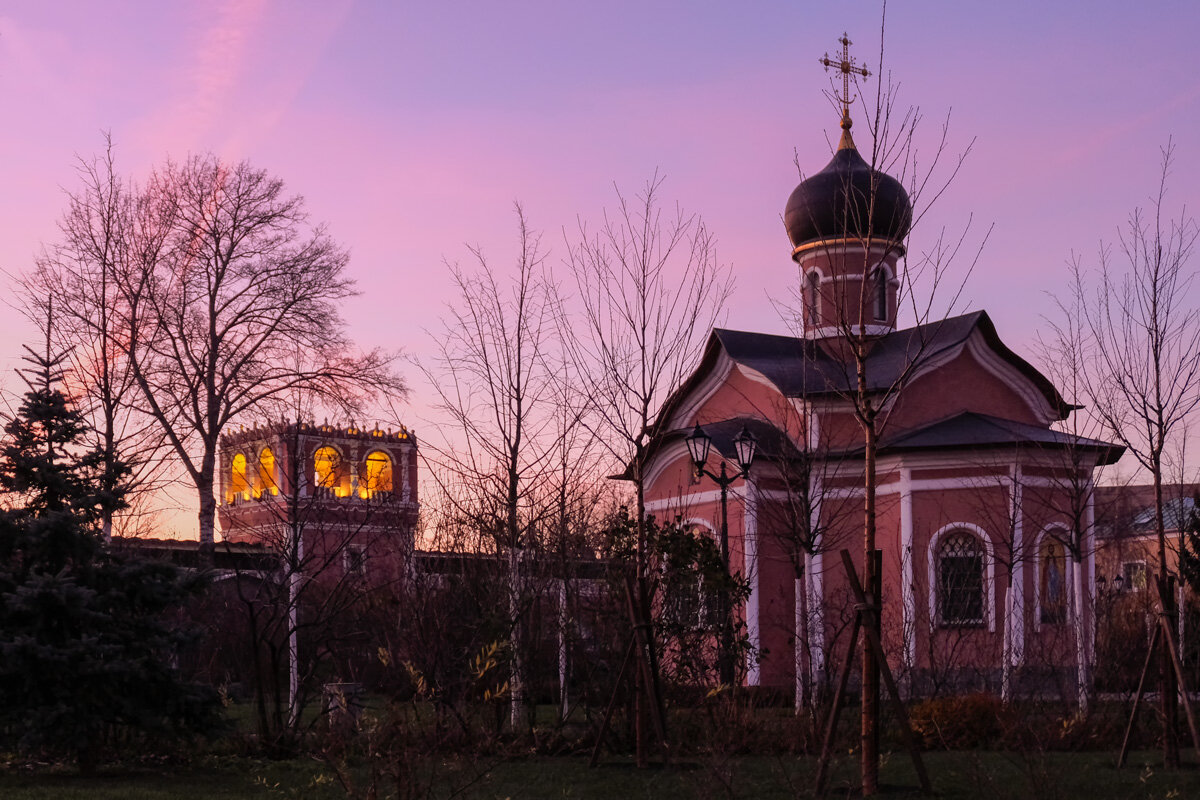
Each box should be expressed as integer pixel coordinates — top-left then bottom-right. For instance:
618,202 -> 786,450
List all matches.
3,751 -> 1200,799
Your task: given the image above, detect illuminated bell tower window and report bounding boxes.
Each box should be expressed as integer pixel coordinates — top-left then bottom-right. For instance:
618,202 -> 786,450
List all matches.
258,447 -> 277,496
363,451 -> 393,497
314,446 -> 340,493
230,452 -> 249,501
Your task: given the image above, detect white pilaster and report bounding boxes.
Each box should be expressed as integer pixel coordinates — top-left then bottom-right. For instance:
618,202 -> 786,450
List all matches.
745,480 -> 761,686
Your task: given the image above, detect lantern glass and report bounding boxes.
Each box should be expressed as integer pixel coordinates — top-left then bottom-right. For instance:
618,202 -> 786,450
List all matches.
733,425 -> 757,472
686,425 -> 711,469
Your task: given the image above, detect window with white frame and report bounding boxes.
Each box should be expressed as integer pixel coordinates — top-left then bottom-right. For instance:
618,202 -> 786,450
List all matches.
937,531 -> 985,626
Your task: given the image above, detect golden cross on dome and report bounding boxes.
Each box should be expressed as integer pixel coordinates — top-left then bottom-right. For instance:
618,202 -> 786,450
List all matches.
819,33 -> 870,129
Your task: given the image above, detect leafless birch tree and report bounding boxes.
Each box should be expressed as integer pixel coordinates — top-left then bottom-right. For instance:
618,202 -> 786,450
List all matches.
423,205 -> 563,731
562,172 -> 732,764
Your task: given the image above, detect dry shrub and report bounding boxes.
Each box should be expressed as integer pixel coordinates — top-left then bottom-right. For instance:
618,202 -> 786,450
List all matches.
910,693 -> 1007,749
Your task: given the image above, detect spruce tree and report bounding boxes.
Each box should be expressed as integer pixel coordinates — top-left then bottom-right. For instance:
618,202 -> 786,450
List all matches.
0,329 -> 219,772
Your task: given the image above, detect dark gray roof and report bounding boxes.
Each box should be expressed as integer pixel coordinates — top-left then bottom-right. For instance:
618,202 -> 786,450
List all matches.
873,411 -> 1124,464
712,310 -> 1057,400
655,311 -> 1070,437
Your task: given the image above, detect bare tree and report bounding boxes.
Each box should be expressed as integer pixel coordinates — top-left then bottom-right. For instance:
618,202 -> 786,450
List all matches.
1070,140 -> 1200,767
562,172 -> 732,764
423,205 -> 562,731
791,24 -> 985,791
1035,286 -> 1131,713
18,136 -> 169,541
106,154 -> 403,550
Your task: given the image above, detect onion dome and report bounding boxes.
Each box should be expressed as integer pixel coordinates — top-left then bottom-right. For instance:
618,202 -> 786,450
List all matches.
784,121 -> 912,252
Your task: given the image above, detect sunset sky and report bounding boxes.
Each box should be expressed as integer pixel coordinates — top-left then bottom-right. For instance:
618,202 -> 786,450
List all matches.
2,1 -> 1198,534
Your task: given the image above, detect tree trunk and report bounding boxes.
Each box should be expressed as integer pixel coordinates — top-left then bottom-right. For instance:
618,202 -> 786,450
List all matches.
1072,554 -> 1090,714
1154,465 -> 1180,768
795,572 -> 808,714
508,546 -> 525,732
634,455 -> 650,767
198,477 -> 216,552
1001,575 -> 1013,703
861,415 -> 879,796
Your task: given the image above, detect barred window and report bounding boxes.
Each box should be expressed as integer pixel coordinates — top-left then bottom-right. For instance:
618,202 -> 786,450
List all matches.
938,532 -> 984,626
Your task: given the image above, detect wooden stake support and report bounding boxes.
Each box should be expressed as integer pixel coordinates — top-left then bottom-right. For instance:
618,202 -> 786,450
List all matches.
590,572 -> 670,767
1117,574 -> 1200,768
813,549 -> 932,796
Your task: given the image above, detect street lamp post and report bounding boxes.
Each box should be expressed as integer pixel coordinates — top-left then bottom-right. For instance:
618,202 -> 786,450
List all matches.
686,423 -> 758,687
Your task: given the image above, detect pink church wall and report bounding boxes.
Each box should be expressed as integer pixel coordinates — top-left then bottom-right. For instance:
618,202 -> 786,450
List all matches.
888,345 -> 1046,431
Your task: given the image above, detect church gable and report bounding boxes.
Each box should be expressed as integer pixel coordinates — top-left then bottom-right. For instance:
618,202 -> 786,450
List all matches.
887,327 -> 1061,431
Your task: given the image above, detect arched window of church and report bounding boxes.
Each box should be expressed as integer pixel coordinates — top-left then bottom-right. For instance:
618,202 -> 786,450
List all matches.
258,447 -> 277,496
807,270 -> 821,325
364,450 -> 393,496
314,446 -> 339,491
937,531 -> 984,626
1039,535 -> 1068,625
230,452 -> 249,501
873,267 -> 889,322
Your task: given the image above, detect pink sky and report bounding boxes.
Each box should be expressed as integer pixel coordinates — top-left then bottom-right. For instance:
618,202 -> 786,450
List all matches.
1,2 -> 1198,535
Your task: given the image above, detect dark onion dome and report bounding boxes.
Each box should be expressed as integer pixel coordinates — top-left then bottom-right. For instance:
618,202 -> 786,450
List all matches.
784,129 -> 912,252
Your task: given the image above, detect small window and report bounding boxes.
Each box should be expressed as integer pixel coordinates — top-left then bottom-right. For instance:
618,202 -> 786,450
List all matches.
258,447 -> 277,496
345,544 -> 368,579
1039,537 -> 1067,625
807,271 -> 821,325
872,267 -> 889,322
937,532 -> 984,626
1122,561 -> 1147,592
230,452 -> 249,501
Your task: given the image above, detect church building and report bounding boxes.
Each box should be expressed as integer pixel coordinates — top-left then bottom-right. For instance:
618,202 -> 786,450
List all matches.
639,51 -> 1122,697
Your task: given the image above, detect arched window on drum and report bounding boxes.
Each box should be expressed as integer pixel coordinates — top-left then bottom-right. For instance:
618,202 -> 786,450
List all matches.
872,266 -> 890,323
